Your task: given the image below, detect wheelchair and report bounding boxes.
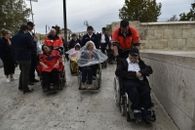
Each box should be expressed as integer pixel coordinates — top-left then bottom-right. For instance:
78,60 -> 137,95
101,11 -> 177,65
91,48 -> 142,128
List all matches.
78,64 -> 102,90
69,59 -> 79,76
114,76 -> 156,123
38,49 -> 66,94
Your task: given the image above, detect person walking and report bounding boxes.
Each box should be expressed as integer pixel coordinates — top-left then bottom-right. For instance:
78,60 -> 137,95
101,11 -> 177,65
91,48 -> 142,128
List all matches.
98,27 -> 110,54
12,25 -> 33,94
68,33 -> 81,50
81,26 -> 99,48
0,29 -> 16,82
27,22 -> 39,85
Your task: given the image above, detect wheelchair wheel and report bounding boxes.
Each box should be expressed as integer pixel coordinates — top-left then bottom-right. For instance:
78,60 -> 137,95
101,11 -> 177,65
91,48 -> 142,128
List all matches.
101,61 -> 107,69
125,93 -> 135,122
78,71 -> 82,89
58,71 -> 66,90
120,94 -> 127,116
97,64 -> 102,89
114,77 -> 120,106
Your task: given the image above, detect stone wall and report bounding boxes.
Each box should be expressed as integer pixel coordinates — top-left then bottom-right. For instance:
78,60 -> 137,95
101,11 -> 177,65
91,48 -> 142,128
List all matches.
111,21 -> 195,51
141,51 -> 195,130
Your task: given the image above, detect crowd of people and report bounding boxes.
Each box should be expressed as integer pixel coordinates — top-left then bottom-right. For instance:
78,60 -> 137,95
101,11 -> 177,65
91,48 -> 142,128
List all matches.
0,19 -> 155,122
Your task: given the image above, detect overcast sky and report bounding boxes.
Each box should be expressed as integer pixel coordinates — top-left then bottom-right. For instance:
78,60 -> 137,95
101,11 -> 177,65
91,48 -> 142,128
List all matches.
26,0 -> 193,33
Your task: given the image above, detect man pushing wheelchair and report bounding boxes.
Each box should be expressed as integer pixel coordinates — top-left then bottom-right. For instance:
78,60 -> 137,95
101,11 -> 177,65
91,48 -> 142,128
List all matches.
112,20 -> 156,123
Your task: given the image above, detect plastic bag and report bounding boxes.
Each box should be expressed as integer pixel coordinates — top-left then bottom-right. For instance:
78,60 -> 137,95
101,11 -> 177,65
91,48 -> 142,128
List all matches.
78,45 -> 108,67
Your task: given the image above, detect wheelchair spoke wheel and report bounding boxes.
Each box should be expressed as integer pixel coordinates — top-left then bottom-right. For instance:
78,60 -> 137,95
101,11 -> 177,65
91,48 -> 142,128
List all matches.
114,78 -> 120,106
120,96 -> 127,116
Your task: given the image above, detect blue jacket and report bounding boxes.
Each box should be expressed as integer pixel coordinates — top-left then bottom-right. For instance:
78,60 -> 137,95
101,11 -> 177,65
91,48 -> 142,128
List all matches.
12,31 -> 33,61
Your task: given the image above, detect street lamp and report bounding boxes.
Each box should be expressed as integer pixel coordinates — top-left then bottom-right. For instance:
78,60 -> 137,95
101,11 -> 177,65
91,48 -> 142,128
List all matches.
63,0 -> 67,45
27,0 -> 37,22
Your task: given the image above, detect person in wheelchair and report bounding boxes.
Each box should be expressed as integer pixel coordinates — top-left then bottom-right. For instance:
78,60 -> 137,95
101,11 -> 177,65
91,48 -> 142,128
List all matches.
44,28 -> 64,54
78,41 -> 107,89
66,43 -> 81,75
115,47 -> 154,121
38,45 -> 63,92
67,43 -> 81,60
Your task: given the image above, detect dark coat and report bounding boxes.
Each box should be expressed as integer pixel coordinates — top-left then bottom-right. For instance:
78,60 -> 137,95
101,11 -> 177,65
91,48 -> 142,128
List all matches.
68,39 -> 81,49
81,33 -> 99,48
26,32 -> 37,56
0,37 -> 15,62
115,58 -> 153,83
97,33 -> 110,46
12,31 -> 33,61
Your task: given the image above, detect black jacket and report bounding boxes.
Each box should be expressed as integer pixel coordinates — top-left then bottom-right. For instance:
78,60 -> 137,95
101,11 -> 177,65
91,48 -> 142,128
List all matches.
115,58 -> 153,81
0,37 -> 15,62
26,32 -> 37,56
12,31 -> 33,61
68,39 -> 81,49
81,33 -> 99,48
97,33 -> 110,46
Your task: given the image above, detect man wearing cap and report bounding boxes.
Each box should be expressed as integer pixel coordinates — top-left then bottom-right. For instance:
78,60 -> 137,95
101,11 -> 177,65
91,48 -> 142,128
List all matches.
12,25 -> 34,94
112,20 -> 140,59
115,47 -> 154,121
27,21 -> 39,85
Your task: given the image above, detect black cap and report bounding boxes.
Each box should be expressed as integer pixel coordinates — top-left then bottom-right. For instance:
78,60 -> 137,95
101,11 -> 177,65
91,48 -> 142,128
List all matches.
129,47 -> 139,56
71,33 -> 77,37
87,26 -> 93,31
27,21 -> 35,27
120,20 -> 129,28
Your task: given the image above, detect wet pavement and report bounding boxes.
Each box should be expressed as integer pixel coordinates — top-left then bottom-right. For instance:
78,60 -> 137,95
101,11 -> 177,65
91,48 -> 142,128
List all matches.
0,63 -> 178,130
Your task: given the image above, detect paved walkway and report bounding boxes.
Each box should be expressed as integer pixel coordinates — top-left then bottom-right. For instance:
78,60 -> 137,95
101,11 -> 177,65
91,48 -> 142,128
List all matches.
0,63 -> 178,130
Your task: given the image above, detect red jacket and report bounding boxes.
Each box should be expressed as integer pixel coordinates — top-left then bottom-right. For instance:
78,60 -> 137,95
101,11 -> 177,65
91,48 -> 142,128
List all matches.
44,37 -> 63,48
112,26 -> 139,49
38,50 -> 62,72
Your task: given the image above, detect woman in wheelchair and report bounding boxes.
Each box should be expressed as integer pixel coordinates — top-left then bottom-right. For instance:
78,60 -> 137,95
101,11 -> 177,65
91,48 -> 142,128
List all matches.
38,45 -> 63,92
115,47 -> 155,122
78,41 -> 107,89
78,41 -> 98,86
66,43 -> 81,75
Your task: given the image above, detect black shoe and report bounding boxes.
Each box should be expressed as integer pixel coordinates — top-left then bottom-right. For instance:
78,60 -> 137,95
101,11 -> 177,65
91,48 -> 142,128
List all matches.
133,110 -> 142,122
32,79 -> 39,83
23,88 -> 34,94
92,76 -> 96,80
145,109 -> 156,122
43,88 -> 48,92
28,82 -> 34,85
87,81 -> 92,85
18,87 -> 23,91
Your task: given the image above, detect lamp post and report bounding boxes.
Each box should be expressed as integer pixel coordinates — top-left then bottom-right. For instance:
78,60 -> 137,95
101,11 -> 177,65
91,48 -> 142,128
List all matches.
27,0 -> 38,32
63,0 -> 67,45
29,0 -> 34,23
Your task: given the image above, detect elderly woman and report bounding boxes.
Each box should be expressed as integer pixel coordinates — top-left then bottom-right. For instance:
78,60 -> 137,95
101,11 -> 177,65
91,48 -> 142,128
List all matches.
44,28 -> 63,50
38,45 -> 63,91
78,41 -> 99,84
0,29 -> 16,82
78,41 -> 107,88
